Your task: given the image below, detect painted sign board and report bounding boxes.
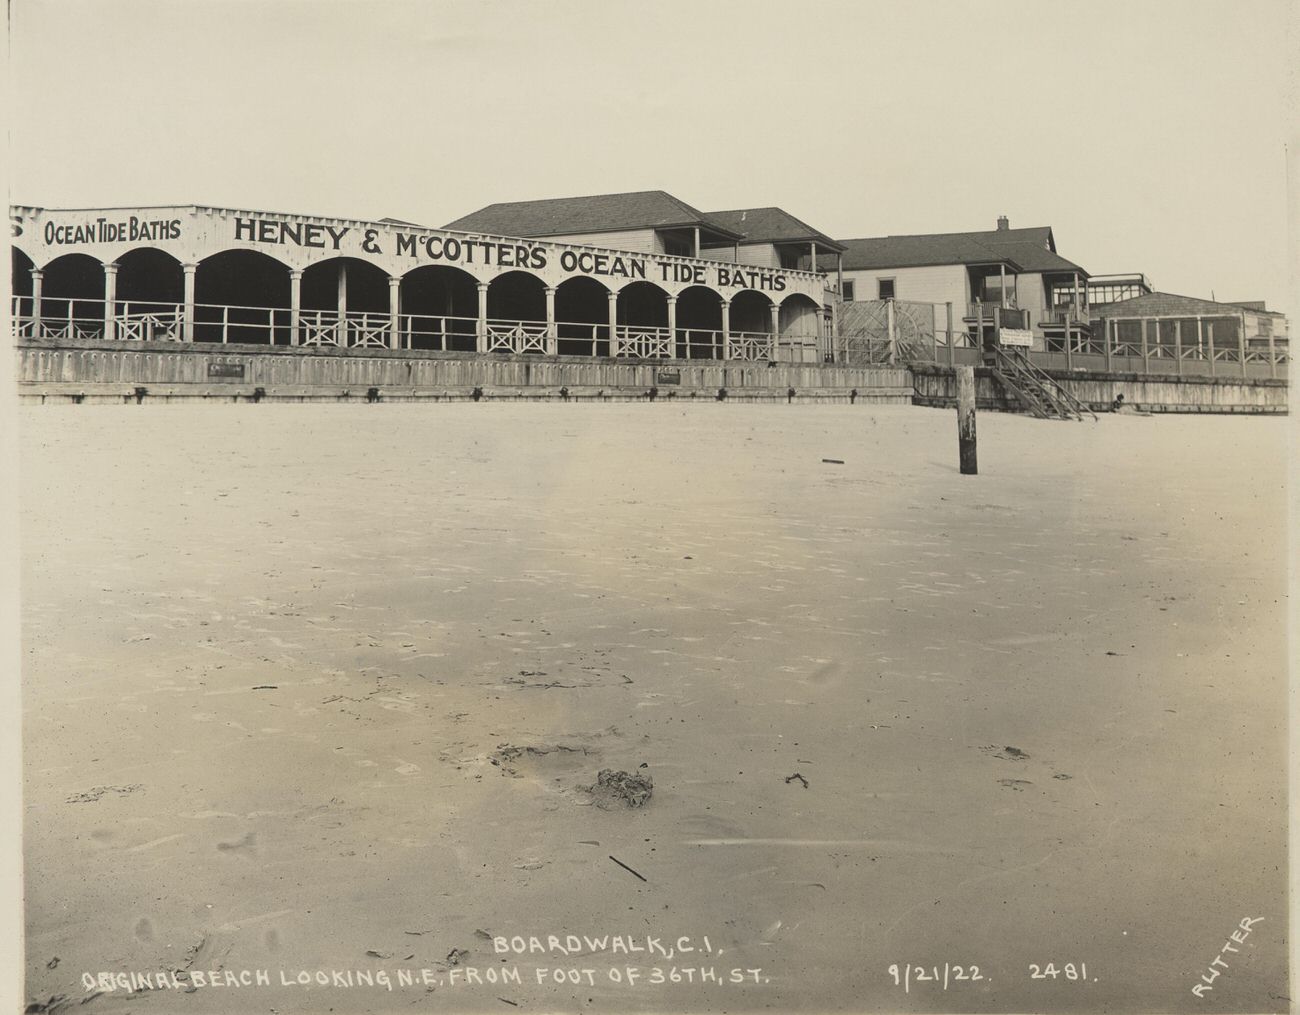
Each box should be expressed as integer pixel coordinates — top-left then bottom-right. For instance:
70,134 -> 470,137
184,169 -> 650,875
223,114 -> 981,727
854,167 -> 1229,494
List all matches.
1000,328 -> 1034,348
207,362 -> 246,378
655,370 -> 682,385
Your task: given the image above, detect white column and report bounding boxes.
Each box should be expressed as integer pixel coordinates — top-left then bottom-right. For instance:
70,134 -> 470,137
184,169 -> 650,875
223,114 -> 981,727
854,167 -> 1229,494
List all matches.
769,302 -> 781,361
336,262 -> 348,347
29,267 -> 43,330
182,263 -> 197,343
607,291 -> 619,357
544,286 -> 557,355
720,298 -> 731,360
388,276 -> 402,350
666,295 -> 677,359
102,262 -> 118,341
289,270 -> 302,346
476,283 -> 489,353
1239,311 -> 1248,378
809,242 -> 817,275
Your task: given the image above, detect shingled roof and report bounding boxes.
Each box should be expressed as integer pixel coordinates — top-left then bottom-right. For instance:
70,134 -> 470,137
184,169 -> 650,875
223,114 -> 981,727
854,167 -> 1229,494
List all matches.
827,225 -> 1087,275
1092,291 -> 1256,318
443,190 -> 745,241
704,207 -> 846,252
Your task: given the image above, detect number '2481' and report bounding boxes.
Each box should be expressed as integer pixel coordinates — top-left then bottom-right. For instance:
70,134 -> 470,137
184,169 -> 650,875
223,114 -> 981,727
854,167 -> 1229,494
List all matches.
1030,962 -> 1088,981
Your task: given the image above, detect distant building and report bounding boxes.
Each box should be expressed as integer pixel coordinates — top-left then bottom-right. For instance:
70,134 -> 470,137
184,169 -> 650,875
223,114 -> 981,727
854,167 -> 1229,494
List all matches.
1087,273 -> 1153,310
824,217 -> 1091,350
1090,291 -> 1288,377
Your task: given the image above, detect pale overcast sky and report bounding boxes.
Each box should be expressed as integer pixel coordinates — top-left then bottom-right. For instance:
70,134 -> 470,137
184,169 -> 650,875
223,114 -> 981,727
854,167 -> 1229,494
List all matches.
6,0 -> 1295,313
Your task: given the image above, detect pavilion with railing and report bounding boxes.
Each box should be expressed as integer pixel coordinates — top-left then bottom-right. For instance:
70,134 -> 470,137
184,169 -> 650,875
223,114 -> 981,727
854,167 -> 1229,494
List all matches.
11,204 -> 833,364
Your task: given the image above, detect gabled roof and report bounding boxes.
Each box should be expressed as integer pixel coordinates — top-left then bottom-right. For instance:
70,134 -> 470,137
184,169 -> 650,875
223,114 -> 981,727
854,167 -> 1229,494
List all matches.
825,225 -> 1087,275
704,207 -> 846,252
1093,291 -> 1258,318
443,190 -> 745,241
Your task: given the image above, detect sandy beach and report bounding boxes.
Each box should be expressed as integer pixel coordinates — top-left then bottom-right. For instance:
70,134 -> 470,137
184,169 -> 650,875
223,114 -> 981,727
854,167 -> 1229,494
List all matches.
19,402 -> 1288,1013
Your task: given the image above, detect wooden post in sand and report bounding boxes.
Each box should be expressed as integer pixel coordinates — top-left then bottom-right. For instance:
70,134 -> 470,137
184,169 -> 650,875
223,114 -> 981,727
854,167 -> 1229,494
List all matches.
956,365 -> 977,475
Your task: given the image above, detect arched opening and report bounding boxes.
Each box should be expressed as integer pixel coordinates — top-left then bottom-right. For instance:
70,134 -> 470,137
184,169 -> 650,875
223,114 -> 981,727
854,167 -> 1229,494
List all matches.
486,271 -> 547,354
615,281 -> 671,359
401,264 -> 478,352
555,276 -> 609,357
779,292 -> 822,363
39,253 -> 106,338
12,248 -> 34,300
12,248 -> 36,337
301,256 -> 391,348
675,284 -> 723,359
115,247 -> 185,341
729,290 -> 776,361
195,249 -> 290,344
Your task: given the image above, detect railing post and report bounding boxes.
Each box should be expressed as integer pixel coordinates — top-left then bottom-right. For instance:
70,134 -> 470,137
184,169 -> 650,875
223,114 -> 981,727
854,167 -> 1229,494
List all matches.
289,270 -> 302,346
221,304 -> 229,345
886,297 -> 896,365
1205,318 -> 1215,377
607,291 -> 619,357
545,286 -> 557,356
945,301 -> 954,367
1175,319 -> 1183,376
720,299 -> 731,360
388,276 -> 402,350
769,302 -> 780,362
666,295 -> 677,359
30,267 -> 43,335
182,263 -> 197,343
476,283 -> 489,354
1239,311 -> 1248,378
102,262 -> 118,341
1140,318 -> 1149,373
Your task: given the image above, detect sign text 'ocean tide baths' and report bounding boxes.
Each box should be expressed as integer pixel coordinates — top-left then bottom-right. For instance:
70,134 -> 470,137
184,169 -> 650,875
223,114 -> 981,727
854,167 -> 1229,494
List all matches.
232,215 -> 791,292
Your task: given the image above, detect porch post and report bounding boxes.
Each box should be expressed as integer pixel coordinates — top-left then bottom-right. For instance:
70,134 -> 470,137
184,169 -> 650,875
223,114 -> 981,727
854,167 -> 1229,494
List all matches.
836,253 -> 843,299
1238,311 -> 1248,378
666,295 -> 677,359
102,262 -> 118,341
809,242 -> 817,275
946,301 -> 955,367
544,286 -> 557,355
337,262 -> 348,347
1140,317 -> 1149,373
1103,317 -> 1113,372
607,291 -> 619,357
720,298 -> 731,360
476,283 -> 489,353
886,297 -> 896,365
289,270 -> 302,346
29,267 -> 43,330
1174,319 -> 1183,376
388,276 -> 402,350
768,302 -> 781,362
182,263 -> 197,343
1268,320 -> 1277,378
692,227 -> 700,258
1204,318 -> 1215,377
999,263 -> 1007,307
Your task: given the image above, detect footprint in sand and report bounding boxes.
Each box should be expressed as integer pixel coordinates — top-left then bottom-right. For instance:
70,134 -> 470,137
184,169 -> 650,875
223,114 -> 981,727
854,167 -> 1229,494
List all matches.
134,917 -> 153,942
217,832 -> 257,853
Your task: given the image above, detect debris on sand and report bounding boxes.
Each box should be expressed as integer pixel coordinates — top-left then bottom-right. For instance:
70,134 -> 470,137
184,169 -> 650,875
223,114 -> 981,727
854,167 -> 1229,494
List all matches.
490,742 -> 587,776
446,948 -> 470,966
24,994 -> 71,1014
66,784 -> 143,804
822,458 -> 845,465
1053,773 -> 1073,780
987,745 -> 1029,761
365,949 -> 392,959
998,779 -> 1033,791
784,772 -> 809,789
608,855 -> 648,882
586,769 -> 653,809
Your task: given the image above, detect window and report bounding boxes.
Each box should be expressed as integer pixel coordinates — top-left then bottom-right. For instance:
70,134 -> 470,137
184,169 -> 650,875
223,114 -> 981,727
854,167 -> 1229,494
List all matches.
662,237 -> 690,257
878,278 -> 895,300
841,280 -> 856,302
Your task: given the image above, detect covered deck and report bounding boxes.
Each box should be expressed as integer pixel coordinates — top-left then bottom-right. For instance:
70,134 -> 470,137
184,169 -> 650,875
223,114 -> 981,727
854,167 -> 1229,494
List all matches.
11,205 -> 832,364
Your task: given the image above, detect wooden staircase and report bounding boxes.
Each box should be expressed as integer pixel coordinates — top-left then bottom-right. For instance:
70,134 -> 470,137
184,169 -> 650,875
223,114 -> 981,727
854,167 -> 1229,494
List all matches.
987,347 -> 1097,421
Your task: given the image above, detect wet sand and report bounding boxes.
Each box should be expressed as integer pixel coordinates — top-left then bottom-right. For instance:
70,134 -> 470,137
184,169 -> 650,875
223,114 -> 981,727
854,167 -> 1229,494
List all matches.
19,403 -> 1289,1013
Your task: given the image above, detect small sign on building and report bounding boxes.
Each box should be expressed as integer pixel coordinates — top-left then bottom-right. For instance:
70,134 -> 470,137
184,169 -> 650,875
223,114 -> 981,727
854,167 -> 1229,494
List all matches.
207,362 -> 246,379
656,369 -> 682,385
1000,328 -> 1034,348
